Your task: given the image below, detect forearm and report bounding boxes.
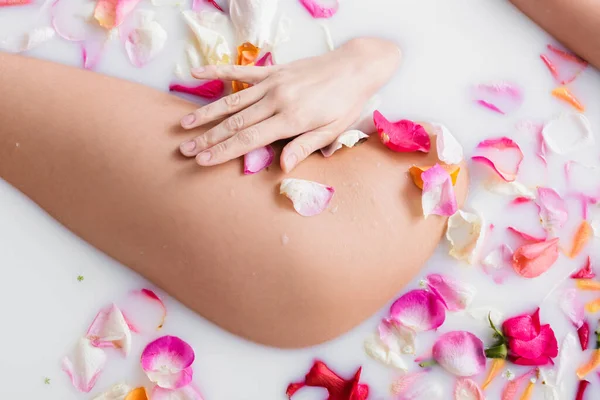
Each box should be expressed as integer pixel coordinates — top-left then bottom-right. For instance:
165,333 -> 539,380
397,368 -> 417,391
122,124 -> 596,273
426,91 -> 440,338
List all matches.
510,0 -> 600,68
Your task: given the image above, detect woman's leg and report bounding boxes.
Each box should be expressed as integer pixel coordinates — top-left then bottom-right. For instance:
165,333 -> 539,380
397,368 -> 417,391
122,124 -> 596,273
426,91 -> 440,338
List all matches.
0,52 -> 468,347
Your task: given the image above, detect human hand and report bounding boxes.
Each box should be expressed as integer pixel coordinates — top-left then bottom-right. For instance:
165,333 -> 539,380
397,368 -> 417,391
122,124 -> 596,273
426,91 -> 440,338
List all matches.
178,38 -> 401,172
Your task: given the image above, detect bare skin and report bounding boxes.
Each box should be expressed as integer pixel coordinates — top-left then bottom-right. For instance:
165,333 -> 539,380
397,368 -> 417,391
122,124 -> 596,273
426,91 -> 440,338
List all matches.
0,50 -> 467,347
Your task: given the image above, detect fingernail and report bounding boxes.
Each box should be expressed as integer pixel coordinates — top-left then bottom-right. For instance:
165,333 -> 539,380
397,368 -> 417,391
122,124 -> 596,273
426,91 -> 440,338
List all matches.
284,153 -> 297,171
180,140 -> 196,154
196,151 -> 212,164
191,67 -> 205,74
181,114 -> 196,127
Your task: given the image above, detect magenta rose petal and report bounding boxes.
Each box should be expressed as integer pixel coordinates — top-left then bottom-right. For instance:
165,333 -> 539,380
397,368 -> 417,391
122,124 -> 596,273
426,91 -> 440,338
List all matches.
299,0 -> 339,19
169,80 -> 225,100
141,335 -> 195,389
243,145 -> 275,174
471,137 -> 523,182
432,331 -> 486,377
571,256 -> 595,279
373,111 -> 431,153
389,289 -> 446,332
425,273 -> 476,311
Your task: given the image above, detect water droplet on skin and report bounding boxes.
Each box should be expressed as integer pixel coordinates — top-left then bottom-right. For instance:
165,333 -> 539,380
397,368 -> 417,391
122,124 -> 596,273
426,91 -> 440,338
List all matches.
329,205 -> 339,214
15,143 -> 20,148
281,233 -> 289,245
230,188 -> 236,197
351,182 -> 359,187
376,162 -> 381,168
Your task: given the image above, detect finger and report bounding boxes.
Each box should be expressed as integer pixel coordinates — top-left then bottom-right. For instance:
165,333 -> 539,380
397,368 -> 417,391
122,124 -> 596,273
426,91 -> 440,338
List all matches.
191,64 -> 277,83
281,124 -> 340,172
180,84 -> 266,129
180,100 -> 274,157
195,115 -> 294,166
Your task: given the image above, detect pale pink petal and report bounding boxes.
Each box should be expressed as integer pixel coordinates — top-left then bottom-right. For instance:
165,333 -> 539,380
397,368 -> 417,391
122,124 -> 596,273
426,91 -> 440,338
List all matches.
536,187 -> 568,231
92,383 -> 132,400
430,122 -> 464,164
481,244 -> 513,284
146,367 -> 193,390
389,289 -> 446,332
94,0 -> 142,29
119,288 -> 167,333
244,145 -> 274,174
446,210 -> 486,264
120,10 -> 167,67
378,318 -> 417,355
542,113 -> 594,154
151,384 -> 204,400
501,368 -> 537,400
454,378 -> 485,400
0,26 -> 55,53
432,331 -> 486,377
374,111 -> 431,153
86,303 -> 132,356
141,335 -> 195,389
472,82 -> 523,115
558,288 -> 584,328
540,44 -> 588,85
280,178 -> 334,217
299,0 -> 338,18
471,137 -> 523,182
391,370 -> 443,400
425,273 -> 476,311
320,130 -> 369,157
421,164 -> 458,217
62,338 -> 107,393
169,80 -> 225,100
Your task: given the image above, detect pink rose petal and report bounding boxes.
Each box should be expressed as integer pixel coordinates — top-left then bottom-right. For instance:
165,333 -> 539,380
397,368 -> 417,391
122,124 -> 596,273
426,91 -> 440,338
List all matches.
62,338 -> 107,393
508,325 -> 558,365
244,145 -> 274,175
501,368 -> 537,400
94,0 -> 142,29
558,288 -> 585,329
280,178 -> 334,217
299,0 -> 339,18
120,10 -> 167,68
86,303 -> 132,356
141,335 -> 195,389
373,111 -> 431,153
512,238 -> 560,278
391,370 -> 443,400
571,256 -> 595,279
471,137 -> 523,182
255,51 -> 274,66
0,0 -> 32,6
378,318 -> 417,355
472,82 -> 523,115
425,273 -> 476,311
481,244 -> 513,284
432,331 -> 486,377
421,164 -> 458,217
169,80 -> 225,100
454,378 -> 485,400
389,289 -> 446,332
151,383 -> 204,400
536,187 -> 568,231
540,44 -> 588,85
506,227 -> 546,243
119,288 -> 167,333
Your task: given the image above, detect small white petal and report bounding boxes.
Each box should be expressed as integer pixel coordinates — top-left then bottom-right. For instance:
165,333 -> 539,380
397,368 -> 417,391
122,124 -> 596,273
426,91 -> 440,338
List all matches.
542,112 -> 594,154
430,122 -> 464,164
446,210 -> 486,264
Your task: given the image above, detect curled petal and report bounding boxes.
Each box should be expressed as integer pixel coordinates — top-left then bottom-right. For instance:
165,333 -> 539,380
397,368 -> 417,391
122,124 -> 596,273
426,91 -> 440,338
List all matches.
280,178 -> 334,217
536,187 -> 568,231
552,87 -> 585,112
255,51 -> 274,66
508,327 -> 558,365
512,238 -> 560,278
432,331 -> 486,377
286,360 -> 369,399
454,378 -> 485,400
575,380 -> 591,400
86,303 -> 132,356
568,221 -> 593,258
506,227 -> 546,243
151,384 -> 204,400
229,0 -> 277,47
119,288 -> 167,333
421,164 -> 458,217
471,137 -> 523,182
578,320 -> 590,351
141,335 -> 195,389
576,349 -> 600,379
120,10 -> 167,68
94,0 -> 142,29
472,82 -> 523,115
571,256 -> 595,279
0,26 -> 55,53
378,318 -> 417,355
485,180 -> 535,199
502,309 -> 541,341
389,289 -> 446,332
558,288 -> 584,328
92,383 -> 132,400
182,10 -> 231,65
429,122 -> 463,164
542,113 -> 594,154
446,210 -> 486,264
299,0 -> 339,18
373,111 -> 431,153
425,273 -> 476,311
541,44 -> 588,85
243,145 -> 274,174
62,338 -> 107,393
363,333 -> 408,371
409,165 -> 460,190
320,129 -> 369,158
169,80 -> 225,100
391,370 -> 443,400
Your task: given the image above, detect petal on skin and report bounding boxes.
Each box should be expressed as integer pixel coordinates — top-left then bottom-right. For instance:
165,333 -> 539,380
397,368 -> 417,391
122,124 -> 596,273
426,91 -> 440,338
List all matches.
255,51 -> 274,66
446,210 -> 486,264
454,378 -> 485,400
320,129 -> 369,158
502,309 -> 541,341
280,179 -> 334,217
425,273 -> 476,311
512,238 -> 560,278
141,336 -> 195,389
0,26 -> 55,53
540,44 -> 588,85
373,111 -> 431,153
389,289 -> 446,332
92,383 -> 132,400
391,370 -> 443,400
62,338 -> 107,393
501,368 -> 537,400
571,256 -> 595,279
151,384 -> 204,400
542,113 -> 594,154
169,80 -> 225,100
86,303 -> 132,356
181,10 -> 231,65
432,331 -> 487,377
568,221 -> 593,258
119,288 -> 167,333
94,0 -> 142,29
428,122 -> 464,164
506,227 -> 546,243
484,180 -> 535,199
421,164 -> 458,217
552,87 -> 585,112
409,165 -> 460,190
471,137 -> 523,182
229,0 -> 277,47
558,288 -> 584,328
243,145 -> 275,174
299,0 -> 339,18
363,333 -> 408,371
120,10 -> 167,67
471,82 -> 523,115
536,187 -> 568,231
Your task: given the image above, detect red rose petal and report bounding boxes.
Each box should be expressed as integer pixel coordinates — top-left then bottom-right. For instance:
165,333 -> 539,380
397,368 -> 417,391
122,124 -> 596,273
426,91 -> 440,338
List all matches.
578,320 -> 591,351
373,111 -> 430,153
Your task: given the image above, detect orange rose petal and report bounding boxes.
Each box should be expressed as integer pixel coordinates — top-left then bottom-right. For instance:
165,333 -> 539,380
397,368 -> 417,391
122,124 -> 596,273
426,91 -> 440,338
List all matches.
577,349 -> 600,379
232,42 -> 260,93
552,87 -> 585,112
568,220 -> 593,258
519,380 -> 535,400
585,298 -> 600,313
125,387 -> 149,400
481,358 -> 505,390
576,280 -> 600,291
409,165 -> 460,190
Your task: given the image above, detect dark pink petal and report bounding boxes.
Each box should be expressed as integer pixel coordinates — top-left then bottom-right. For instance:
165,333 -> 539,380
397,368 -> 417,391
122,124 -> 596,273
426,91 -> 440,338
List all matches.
255,51 -> 274,66
575,380 -> 591,400
536,187 -> 568,231
502,309 -> 541,341
471,137 -> 523,182
389,289 -> 446,332
425,273 -> 476,311
512,237 -> 560,278
540,44 -> 588,85
244,146 -> 274,174
506,227 -> 546,242
299,0 -> 339,18
421,164 -> 458,218
472,82 -> 523,115
432,331 -> 487,377
169,80 -> 225,100
571,257 -> 595,279
507,325 -> 558,361
373,111 -> 430,153
578,320 -> 590,351
0,0 -> 32,6
141,335 -> 195,389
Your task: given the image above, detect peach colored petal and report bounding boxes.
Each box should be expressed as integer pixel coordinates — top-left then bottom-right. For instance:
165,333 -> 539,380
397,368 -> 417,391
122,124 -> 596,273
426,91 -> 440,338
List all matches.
552,87 -> 585,112
409,165 -> 460,190
512,238 -> 560,278
568,220 -> 592,258
421,164 -> 458,217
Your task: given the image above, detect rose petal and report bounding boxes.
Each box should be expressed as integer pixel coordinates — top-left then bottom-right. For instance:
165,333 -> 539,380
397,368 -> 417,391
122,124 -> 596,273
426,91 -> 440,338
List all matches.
481,244 -> 513,284
378,318 -> 417,355
484,180 -> 536,199
540,44 -> 588,85
320,129 -> 369,157
516,120 -> 547,166
389,289 -> 446,332
501,368 -> 537,400
181,10 -> 231,65
552,87 -> 585,112
62,338 -> 107,393
299,0 -> 339,18
506,227 -> 546,243
255,51 -> 274,66
472,82 -> 523,115
542,112 -> 594,154
229,0 -> 277,46
169,80 -> 224,100
141,335 -> 195,389
194,0 -> 224,12
119,288 -> 167,333
578,320 -> 590,351
363,333 -> 408,371
0,26 -> 55,53
125,387 -> 149,400
243,145 -> 275,174
576,279 -> 600,291
428,122 -> 464,164
425,273 -> 476,311
471,137 -> 523,182
92,383 -> 132,400
280,178 -> 334,217
512,238 -> 560,278
454,378 -> 485,400
568,220 -> 593,258
0,0 -> 32,6
86,303 -> 132,356
120,10 -> 167,68
151,383 -> 204,400
507,324 -> 558,364
571,256 -> 595,279
373,111 -> 431,153
232,41 -> 261,92
320,22 -> 335,50
409,165 -> 460,190
391,370 -> 443,400
94,0 -> 142,29
503,309 -> 541,341
558,288 -> 585,328
421,164 -> 458,217
535,187 -> 568,231
432,331 -> 487,377
446,210 -> 486,264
